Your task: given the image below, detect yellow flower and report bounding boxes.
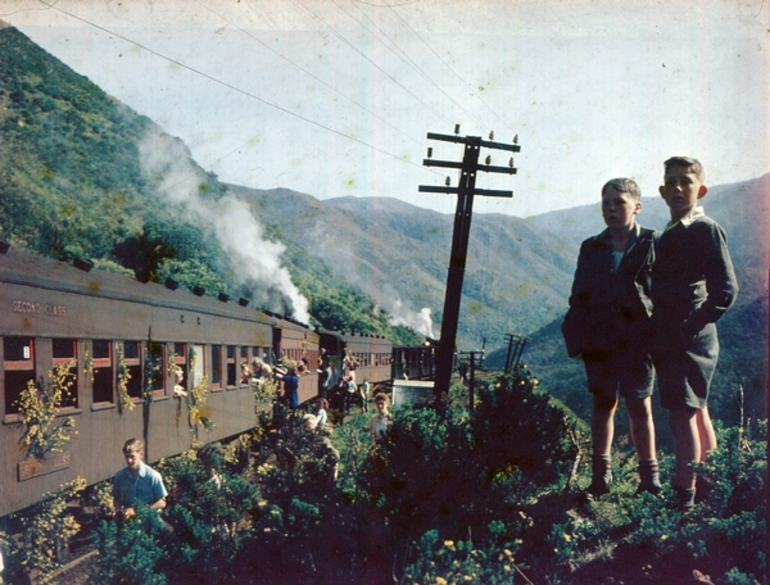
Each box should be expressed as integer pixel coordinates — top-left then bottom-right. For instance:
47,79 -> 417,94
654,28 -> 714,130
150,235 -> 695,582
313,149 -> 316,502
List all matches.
444,540 -> 454,548
436,577 -> 448,585
564,533 -> 571,542
660,534 -> 668,541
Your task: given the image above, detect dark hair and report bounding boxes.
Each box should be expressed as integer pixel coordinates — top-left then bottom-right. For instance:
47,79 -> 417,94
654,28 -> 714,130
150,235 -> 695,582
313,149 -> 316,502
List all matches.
123,438 -> 144,454
664,156 -> 705,182
601,177 -> 642,201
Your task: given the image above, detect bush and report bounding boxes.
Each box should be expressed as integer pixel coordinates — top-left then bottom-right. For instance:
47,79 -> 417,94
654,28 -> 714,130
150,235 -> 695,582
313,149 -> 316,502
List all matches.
402,528 -> 524,585
0,476 -> 87,584
92,505 -> 169,585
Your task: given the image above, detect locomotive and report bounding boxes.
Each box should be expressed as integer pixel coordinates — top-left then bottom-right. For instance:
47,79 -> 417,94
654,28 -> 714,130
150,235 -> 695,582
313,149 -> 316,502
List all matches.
0,246 -> 435,518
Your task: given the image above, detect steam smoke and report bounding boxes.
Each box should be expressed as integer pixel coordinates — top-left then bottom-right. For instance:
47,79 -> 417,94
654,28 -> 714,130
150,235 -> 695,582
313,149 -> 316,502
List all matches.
389,299 -> 435,339
138,131 -> 310,323
302,222 -> 436,337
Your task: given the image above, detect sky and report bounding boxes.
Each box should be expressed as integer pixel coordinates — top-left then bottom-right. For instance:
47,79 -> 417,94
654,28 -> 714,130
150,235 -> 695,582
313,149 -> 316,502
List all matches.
1,0 -> 768,218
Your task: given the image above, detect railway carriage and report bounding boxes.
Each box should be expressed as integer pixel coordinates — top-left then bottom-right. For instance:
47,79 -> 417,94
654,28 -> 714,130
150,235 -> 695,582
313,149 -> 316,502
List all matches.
0,247 -> 316,518
318,329 -> 393,390
393,341 -> 438,381
0,246 -> 439,521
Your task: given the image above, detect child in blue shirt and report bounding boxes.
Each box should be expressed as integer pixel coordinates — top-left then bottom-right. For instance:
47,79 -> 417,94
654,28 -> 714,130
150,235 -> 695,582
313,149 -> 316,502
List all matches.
112,438 -> 168,520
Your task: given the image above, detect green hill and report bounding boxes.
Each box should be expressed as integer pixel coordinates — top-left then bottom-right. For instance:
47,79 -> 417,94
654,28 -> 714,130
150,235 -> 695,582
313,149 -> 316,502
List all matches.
1,21 -> 766,423
0,23 -> 419,345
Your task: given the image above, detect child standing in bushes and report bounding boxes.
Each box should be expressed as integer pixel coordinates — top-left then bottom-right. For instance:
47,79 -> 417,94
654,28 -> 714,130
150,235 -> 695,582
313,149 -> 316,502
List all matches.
562,177 -> 661,497
650,157 -> 738,509
112,438 -> 168,520
369,393 -> 392,445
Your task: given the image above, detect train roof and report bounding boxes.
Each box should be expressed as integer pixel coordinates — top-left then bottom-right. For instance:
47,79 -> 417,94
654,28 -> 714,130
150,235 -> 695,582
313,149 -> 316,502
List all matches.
317,329 -> 393,350
0,247 -> 312,331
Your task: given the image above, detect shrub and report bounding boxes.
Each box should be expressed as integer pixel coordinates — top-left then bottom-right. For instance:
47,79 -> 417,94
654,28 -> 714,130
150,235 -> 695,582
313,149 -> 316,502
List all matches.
0,476 -> 87,584
402,528 -> 524,585
14,360 -> 78,460
92,505 -> 169,585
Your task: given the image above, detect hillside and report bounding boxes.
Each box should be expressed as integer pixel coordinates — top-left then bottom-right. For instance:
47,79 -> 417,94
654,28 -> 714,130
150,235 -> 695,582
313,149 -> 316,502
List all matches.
228,185 -> 583,346
527,173 -> 770,273
0,23 -> 418,345
0,20 -> 766,427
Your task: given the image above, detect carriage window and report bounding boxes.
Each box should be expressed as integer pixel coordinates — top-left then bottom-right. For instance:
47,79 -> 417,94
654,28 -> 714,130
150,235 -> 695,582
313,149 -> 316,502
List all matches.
53,339 -> 78,409
172,343 -> 188,393
123,341 -> 143,399
211,345 -> 222,388
148,342 -> 166,396
3,337 -> 36,415
92,340 -> 114,404
226,345 -> 236,387
190,345 -> 205,388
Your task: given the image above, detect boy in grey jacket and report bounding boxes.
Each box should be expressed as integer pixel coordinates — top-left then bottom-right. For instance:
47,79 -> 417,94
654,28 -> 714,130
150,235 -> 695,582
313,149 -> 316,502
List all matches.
651,156 -> 738,509
563,178 -> 661,497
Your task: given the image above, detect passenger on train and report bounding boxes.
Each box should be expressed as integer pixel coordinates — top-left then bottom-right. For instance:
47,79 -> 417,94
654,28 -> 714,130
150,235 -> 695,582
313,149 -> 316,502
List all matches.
112,438 -> 168,521
281,364 -> 300,410
250,361 -> 270,388
173,370 -> 187,398
318,347 -> 330,369
240,362 -> 252,385
317,349 -> 332,398
342,366 -> 357,413
359,377 -> 371,413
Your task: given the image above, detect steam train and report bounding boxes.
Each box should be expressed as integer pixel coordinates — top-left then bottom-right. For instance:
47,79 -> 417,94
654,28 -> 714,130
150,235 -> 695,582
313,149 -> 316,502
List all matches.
0,246 -> 436,518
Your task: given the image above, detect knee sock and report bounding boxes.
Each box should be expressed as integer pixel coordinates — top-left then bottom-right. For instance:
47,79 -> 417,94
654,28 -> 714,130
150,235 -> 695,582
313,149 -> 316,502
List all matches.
675,487 -> 697,510
637,459 -> 662,494
590,453 -> 612,492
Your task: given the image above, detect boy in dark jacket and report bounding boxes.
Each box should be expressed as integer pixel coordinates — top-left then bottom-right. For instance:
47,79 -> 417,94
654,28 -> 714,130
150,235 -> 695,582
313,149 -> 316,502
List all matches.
563,178 -> 661,497
651,156 -> 738,509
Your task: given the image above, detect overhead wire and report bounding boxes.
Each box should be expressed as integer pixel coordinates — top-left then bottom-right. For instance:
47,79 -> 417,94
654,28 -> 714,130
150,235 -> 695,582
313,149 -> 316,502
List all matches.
343,0 -> 489,132
35,0 -> 438,177
386,3 -> 515,136
193,0 -> 425,150
288,0 -> 457,128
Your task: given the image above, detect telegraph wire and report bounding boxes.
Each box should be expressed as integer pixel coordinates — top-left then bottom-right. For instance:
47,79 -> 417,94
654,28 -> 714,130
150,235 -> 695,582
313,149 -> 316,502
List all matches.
343,0 -> 490,132
0,0 -> 59,17
193,0 -> 424,150
289,0 -> 457,128
36,0 -> 440,177
387,4 -> 515,136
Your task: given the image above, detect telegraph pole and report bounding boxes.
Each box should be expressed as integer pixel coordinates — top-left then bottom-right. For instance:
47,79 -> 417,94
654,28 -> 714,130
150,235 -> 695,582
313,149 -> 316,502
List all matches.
504,333 -> 528,373
420,127 -> 520,401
